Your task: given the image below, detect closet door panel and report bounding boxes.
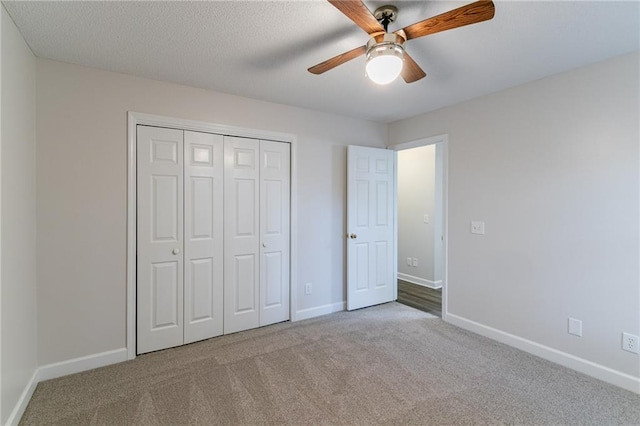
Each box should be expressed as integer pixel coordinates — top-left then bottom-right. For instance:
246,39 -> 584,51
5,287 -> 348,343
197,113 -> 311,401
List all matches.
137,125 -> 184,354
184,131 -> 224,344
224,136 -> 260,333
260,140 -> 290,326
263,252 -> 283,307
234,254 -> 257,311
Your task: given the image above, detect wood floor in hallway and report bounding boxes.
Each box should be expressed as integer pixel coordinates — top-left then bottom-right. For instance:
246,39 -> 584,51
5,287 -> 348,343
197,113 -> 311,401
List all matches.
397,280 -> 442,317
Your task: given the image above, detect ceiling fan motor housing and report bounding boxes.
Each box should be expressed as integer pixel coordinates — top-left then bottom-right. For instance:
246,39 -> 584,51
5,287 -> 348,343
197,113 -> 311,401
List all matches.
366,33 -> 405,59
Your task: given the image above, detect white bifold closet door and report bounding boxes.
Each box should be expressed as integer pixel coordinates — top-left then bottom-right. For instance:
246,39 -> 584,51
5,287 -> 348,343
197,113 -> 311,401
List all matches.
137,126 -> 224,354
138,126 -> 290,353
183,131 -> 224,344
224,137 -> 290,334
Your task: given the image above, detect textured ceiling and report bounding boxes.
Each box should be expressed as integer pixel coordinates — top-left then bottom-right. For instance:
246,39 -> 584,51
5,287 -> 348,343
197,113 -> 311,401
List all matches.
3,1 -> 639,123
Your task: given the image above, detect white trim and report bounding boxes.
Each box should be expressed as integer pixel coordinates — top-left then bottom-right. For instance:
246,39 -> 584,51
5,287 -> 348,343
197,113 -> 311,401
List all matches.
127,112 -> 298,358
6,349 -> 128,425
392,151 -> 398,301
388,134 -> 449,321
388,135 -> 447,151
397,273 -> 442,289
126,113 -> 137,360
295,301 -> 346,321
38,348 -> 128,382
446,313 -> 640,394
289,137 -> 299,322
0,9 -> 3,425
127,112 -> 294,143
5,370 -> 38,426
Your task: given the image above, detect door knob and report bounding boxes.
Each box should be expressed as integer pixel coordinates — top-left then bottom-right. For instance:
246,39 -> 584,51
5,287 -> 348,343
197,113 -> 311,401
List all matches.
349,233 -> 357,239
262,243 -> 267,248
172,248 -> 180,255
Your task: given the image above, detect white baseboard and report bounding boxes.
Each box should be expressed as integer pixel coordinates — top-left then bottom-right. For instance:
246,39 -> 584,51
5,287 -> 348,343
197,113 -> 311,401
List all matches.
295,301 -> 345,321
446,313 -> 640,394
5,370 -> 39,426
38,348 -> 128,381
7,348 -> 129,425
398,272 -> 442,289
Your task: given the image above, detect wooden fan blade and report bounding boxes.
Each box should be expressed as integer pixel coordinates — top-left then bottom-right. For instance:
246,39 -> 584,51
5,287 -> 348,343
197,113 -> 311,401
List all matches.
399,0 -> 495,41
328,0 -> 384,35
308,45 -> 367,75
402,53 -> 426,83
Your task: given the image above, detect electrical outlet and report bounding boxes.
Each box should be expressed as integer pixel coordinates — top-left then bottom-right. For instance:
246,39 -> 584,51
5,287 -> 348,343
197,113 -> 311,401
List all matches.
406,257 -> 412,266
304,283 -> 312,295
423,214 -> 429,224
471,221 -> 485,235
622,332 -> 639,354
412,258 -> 418,267
568,318 -> 582,337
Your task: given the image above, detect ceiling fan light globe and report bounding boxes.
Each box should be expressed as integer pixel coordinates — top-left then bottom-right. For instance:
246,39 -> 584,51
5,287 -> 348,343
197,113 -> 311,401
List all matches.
365,44 -> 404,85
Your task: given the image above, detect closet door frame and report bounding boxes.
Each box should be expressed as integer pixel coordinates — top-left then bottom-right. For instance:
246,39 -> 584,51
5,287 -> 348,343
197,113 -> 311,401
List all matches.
126,112 -> 298,360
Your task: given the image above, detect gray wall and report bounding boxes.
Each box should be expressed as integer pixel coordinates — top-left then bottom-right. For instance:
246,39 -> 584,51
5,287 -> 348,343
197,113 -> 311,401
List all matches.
397,145 -> 440,285
35,59 -> 386,365
1,6 -> 38,424
389,52 -> 639,378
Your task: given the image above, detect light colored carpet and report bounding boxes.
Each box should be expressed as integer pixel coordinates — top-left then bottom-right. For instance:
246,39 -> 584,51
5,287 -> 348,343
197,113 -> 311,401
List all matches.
21,302 -> 640,425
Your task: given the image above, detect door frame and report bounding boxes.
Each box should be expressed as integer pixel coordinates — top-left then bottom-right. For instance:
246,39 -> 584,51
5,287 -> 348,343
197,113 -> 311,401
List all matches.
126,111 -> 298,360
388,134 -> 449,321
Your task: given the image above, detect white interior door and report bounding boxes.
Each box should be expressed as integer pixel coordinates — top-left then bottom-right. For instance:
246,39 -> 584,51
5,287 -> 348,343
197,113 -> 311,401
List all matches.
183,131 -> 224,343
259,140 -> 290,326
137,125 -> 184,354
224,136 -> 260,333
347,145 -> 395,310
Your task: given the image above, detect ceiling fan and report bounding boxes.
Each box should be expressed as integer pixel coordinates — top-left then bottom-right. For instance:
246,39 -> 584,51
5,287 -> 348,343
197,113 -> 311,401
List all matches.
308,0 -> 495,85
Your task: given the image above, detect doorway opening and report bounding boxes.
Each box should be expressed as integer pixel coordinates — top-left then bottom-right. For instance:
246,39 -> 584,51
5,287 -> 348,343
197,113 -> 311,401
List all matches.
391,135 -> 447,318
